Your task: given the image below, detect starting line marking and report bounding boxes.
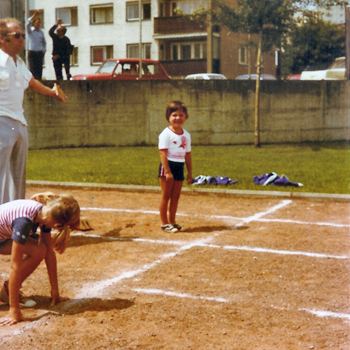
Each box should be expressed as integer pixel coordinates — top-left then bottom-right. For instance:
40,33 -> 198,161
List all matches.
132,288 -> 350,321
72,199 -> 348,317
132,288 -> 229,303
71,232 -> 349,260
300,308 -> 350,321
81,205 -> 350,228
74,238 -> 214,299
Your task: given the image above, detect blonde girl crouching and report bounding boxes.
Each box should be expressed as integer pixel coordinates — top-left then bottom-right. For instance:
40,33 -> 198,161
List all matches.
0,193 -> 80,326
39,193 -> 80,253
31,191 -> 92,232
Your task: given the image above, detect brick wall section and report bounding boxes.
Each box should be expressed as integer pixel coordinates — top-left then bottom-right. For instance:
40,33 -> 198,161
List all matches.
24,80 -> 350,149
154,16 -> 207,35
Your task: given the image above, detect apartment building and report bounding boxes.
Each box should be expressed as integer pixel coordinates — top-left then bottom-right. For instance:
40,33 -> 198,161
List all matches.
27,0 -> 276,80
0,0 -> 24,19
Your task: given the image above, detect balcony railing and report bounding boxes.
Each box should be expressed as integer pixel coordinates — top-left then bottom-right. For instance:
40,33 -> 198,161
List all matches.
154,16 -> 207,35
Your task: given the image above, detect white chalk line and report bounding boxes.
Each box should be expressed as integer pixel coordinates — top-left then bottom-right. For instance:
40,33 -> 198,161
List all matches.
238,199 -> 291,224
4,199 -> 342,337
300,308 -> 350,321
272,305 -> 350,321
72,199 -> 348,303
71,232 -> 350,259
1,199 -> 346,339
256,218 -> 349,228
68,200 -> 349,321
71,232 -> 349,260
219,244 -> 348,259
81,202 -> 350,228
73,238 -> 214,300
132,288 -> 229,303
132,288 -> 350,321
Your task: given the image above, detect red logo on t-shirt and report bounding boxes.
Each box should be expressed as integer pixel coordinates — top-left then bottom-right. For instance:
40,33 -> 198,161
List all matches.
179,136 -> 187,149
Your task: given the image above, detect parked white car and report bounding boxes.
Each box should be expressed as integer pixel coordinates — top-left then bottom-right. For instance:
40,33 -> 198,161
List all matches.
300,57 -> 346,80
235,74 -> 277,80
186,73 -> 227,80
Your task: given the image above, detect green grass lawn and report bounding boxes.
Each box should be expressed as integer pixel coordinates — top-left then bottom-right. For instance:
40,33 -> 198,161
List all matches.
27,142 -> 350,194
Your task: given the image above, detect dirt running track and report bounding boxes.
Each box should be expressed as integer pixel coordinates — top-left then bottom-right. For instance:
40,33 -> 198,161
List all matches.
0,184 -> 349,350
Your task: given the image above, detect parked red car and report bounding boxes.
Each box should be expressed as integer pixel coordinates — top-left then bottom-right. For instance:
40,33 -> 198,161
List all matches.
286,74 -> 301,80
72,58 -> 170,80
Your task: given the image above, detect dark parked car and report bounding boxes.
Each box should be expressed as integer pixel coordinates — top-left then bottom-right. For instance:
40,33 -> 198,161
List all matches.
72,58 -> 170,80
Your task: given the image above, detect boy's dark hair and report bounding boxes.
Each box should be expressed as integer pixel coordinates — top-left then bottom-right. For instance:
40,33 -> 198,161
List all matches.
165,100 -> 188,121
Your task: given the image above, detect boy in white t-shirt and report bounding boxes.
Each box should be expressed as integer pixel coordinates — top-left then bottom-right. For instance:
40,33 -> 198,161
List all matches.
158,101 -> 192,232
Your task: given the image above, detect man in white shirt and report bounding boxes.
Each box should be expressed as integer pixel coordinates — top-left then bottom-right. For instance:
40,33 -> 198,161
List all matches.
0,17 -> 66,204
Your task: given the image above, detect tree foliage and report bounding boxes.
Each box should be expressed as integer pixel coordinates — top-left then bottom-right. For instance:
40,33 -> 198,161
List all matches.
185,0 -> 347,55
178,0 -> 348,146
211,0 -> 347,51
281,12 -> 346,75
186,0 -> 347,76
211,0 -> 294,52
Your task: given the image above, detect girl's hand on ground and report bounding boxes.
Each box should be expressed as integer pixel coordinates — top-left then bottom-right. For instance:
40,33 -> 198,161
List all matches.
0,309 -> 23,326
50,290 -> 60,305
51,292 -> 69,306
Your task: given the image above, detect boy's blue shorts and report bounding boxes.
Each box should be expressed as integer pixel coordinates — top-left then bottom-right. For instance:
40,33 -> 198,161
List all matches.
158,160 -> 185,181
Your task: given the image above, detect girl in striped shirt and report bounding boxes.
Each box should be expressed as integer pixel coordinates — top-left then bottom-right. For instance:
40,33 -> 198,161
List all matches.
0,193 -> 80,326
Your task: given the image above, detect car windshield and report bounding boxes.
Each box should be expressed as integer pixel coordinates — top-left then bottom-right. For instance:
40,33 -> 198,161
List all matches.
112,62 -> 162,76
304,64 -> 329,71
114,62 -> 140,75
208,74 -> 226,80
142,63 -> 162,75
328,59 -> 345,69
96,61 -> 117,74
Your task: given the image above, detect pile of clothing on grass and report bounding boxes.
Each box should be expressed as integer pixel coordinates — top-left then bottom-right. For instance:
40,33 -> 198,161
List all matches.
253,172 -> 303,187
192,175 -> 238,185
192,172 -> 303,187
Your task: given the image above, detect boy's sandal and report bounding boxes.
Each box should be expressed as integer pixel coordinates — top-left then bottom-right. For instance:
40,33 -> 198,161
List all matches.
161,224 -> 178,233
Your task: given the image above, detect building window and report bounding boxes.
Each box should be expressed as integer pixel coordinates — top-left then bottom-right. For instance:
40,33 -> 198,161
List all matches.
181,45 -> 191,60
91,45 -> 113,65
171,42 -> 206,60
172,45 -> 178,60
239,46 -> 248,65
29,10 -> 44,28
70,47 -> 78,66
159,2 -> 164,17
56,7 -> 78,26
90,4 -> 114,24
202,43 -> 207,59
126,2 -> 151,21
170,0 -> 207,16
127,43 -> 151,59
194,43 -> 201,58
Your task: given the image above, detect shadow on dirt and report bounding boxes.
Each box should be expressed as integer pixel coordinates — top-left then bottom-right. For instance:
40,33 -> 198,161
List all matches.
68,234 -> 138,248
68,223 -> 250,247
185,225 -> 249,233
27,296 -> 134,316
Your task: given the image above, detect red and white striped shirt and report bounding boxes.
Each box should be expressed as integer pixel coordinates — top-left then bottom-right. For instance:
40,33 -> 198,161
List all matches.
0,200 -> 42,243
